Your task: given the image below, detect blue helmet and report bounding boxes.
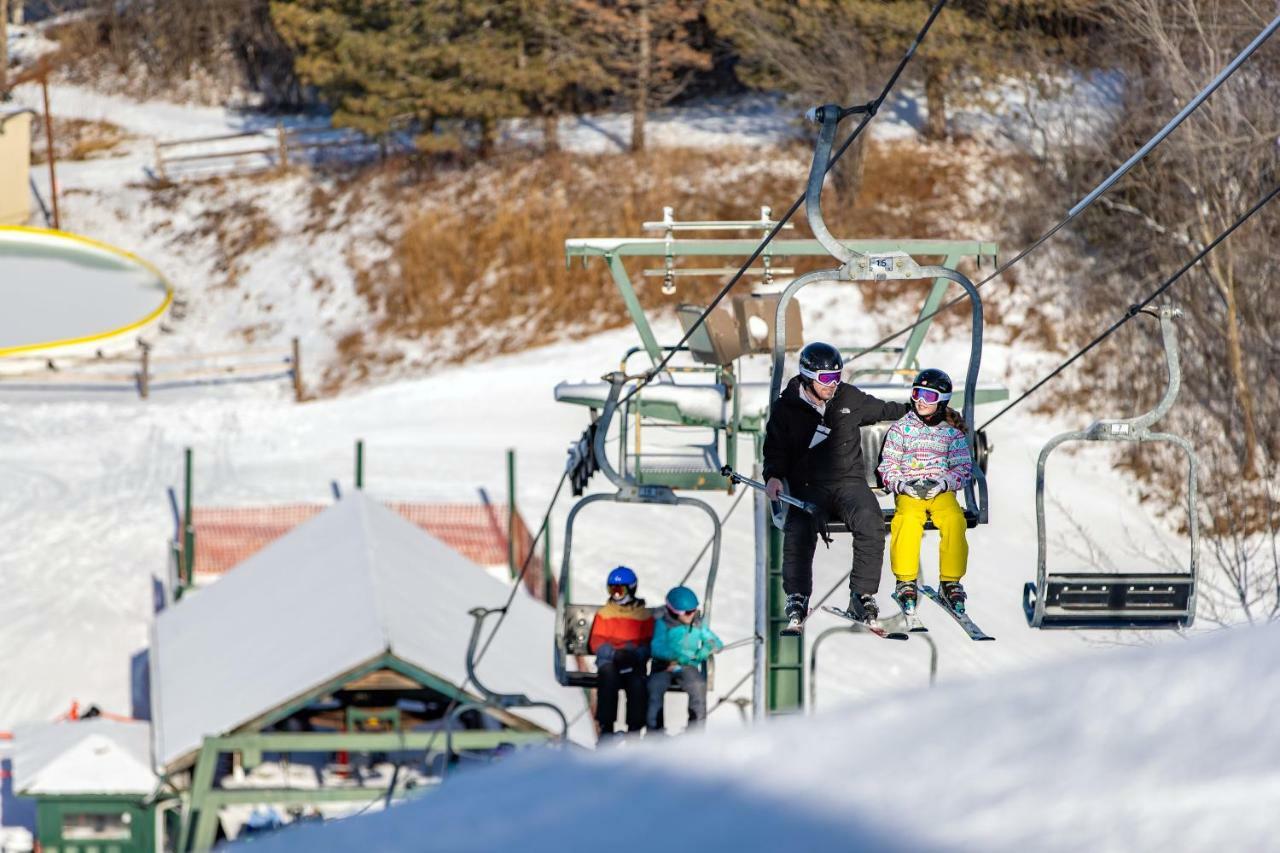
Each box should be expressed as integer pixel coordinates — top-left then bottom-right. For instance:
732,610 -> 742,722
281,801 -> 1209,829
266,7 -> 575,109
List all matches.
607,566 -> 637,587
665,586 -> 699,613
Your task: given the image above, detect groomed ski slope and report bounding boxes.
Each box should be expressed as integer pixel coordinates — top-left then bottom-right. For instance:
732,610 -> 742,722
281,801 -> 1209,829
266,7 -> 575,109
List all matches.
246,620 -> 1280,853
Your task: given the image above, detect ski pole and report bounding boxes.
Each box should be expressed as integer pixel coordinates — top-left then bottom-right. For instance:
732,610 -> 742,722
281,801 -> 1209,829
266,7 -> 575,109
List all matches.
715,635 -> 762,654
719,465 -> 819,515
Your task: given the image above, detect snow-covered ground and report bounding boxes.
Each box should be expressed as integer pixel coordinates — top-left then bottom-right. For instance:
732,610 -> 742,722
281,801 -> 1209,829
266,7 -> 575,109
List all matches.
246,619 -> 1280,853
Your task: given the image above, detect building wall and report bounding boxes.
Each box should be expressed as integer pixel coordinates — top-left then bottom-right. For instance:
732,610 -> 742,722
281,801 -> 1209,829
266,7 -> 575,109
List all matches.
34,797 -> 154,853
0,112 -> 32,226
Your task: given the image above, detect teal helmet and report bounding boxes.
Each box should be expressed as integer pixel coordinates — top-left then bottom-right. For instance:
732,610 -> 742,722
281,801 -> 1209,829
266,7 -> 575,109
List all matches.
665,586 -> 699,613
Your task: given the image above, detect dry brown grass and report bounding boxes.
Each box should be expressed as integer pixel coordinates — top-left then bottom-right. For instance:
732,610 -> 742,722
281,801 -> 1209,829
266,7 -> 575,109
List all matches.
191,198 -> 279,288
31,117 -> 131,164
366,138 -> 1007,365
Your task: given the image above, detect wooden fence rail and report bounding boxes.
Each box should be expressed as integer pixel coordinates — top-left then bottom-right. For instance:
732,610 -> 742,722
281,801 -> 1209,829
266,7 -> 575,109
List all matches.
0,338 -> 305,401
153,122 -> 382,180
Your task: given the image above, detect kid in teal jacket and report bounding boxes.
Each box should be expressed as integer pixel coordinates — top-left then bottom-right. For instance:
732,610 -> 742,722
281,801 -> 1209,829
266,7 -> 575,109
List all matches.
647,586 -> 723,731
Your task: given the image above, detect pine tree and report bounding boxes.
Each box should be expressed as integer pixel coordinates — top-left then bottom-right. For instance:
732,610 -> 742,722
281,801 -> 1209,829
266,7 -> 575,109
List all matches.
270,1 -> 536,154
570,0 -> 714,151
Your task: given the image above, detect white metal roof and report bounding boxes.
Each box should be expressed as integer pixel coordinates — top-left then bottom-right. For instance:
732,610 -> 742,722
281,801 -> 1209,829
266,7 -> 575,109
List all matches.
12,719 -> 157,796
151,492 -> 592,770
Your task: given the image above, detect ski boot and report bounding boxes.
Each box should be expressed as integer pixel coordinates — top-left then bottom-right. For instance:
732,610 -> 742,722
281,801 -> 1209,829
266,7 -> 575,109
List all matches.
939,580 -> 967,614
892,579 -> 918,614
781,594 -> 809,636
847,592 -> 880,624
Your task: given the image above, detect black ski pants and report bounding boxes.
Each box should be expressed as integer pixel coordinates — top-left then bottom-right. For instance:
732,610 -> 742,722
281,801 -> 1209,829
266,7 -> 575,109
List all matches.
783,480 -> 885,599
595,648 -> 648,734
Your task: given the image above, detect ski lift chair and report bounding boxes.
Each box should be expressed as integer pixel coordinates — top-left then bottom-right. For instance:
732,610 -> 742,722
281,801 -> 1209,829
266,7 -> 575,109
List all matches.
555,374 -> 721,692
765,104 -> 993,535
1024,306 -> 1198,629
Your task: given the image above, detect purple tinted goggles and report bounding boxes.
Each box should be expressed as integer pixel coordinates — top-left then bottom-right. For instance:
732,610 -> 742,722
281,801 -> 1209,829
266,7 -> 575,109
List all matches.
813,370 -> 842,386
911,386 -> 951,404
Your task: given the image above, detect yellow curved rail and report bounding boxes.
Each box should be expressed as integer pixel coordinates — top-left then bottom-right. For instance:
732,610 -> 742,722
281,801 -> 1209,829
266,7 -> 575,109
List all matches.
0,225 -> 175,357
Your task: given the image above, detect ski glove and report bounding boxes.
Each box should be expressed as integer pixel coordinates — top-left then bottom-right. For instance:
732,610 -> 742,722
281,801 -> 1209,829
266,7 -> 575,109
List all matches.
900,479 -> 943,501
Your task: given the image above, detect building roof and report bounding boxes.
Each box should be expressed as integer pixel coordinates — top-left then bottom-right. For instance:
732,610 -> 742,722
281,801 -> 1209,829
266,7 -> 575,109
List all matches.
189,501 -> 544,590
12,718 -> 157,796
151,493 -> 591,769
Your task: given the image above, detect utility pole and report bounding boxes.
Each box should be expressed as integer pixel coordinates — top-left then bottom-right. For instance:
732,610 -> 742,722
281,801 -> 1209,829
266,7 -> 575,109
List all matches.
1,0 -> 10,98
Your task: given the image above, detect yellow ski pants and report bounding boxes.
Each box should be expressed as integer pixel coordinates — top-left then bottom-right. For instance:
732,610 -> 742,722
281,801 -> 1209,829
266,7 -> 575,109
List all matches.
890,491 -> 969,583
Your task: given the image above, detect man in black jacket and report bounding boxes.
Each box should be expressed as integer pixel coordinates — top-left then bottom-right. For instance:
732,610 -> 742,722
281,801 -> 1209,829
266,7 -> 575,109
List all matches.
763,341 -> 909,632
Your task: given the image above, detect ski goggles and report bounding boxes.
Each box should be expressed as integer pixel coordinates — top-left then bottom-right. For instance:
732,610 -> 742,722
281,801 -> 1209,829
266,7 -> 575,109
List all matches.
800,367 -> 843,386
608,584 -> 631,596
911,386 -> 952,404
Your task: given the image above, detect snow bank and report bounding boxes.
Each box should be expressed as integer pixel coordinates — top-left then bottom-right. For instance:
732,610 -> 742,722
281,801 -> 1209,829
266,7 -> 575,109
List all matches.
245,621 -> 1280,852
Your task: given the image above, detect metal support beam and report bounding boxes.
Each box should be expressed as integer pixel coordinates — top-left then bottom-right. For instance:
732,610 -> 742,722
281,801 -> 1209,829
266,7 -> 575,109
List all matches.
506,448 -> 517,580
355,439 -> 364,489
181,447 -> 194,594
605,253 -> 662,364
567,238 -> 999,260
765,493 -> 802,714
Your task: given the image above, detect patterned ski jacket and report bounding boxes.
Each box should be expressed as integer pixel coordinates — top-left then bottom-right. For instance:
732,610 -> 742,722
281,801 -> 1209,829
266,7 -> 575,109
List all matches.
876,410 -> 973,493
588,599 -> 654,656
651,612 -> 723,667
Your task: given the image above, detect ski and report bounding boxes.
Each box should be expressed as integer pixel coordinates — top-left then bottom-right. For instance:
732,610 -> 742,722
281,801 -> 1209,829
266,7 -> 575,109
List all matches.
891,591 -> 928,632
821,605 -> 910,640
919,585 -> 995,641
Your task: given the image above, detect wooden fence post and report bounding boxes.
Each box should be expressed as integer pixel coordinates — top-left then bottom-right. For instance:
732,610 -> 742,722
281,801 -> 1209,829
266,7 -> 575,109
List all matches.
291,336 -> 303,401
138,344 -> 150,399
277,121 -> 290,171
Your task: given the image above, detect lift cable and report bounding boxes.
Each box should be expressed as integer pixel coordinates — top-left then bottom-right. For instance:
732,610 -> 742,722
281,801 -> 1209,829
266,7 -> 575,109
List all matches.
414,468 -> 572,779
615,0 -> 951,410
978,181 -> 1280,430
844,13 -> 1280,368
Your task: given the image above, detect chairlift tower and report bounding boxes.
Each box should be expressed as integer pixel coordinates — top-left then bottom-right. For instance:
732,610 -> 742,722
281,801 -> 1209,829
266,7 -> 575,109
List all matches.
557,105 -> 1008,716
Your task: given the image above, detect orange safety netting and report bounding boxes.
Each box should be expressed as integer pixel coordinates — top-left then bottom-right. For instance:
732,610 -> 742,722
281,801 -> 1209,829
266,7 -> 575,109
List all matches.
187,502 -> 548,599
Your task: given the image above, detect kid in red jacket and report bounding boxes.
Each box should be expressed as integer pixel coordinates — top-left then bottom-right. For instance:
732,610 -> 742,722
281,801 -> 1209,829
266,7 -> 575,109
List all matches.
588,566 -> 654,739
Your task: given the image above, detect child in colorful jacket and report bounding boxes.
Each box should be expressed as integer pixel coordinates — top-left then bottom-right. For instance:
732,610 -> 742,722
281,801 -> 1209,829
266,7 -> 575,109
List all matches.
876,368 -> 974,612
588,566 -> 654,738
647,585 -> 723,732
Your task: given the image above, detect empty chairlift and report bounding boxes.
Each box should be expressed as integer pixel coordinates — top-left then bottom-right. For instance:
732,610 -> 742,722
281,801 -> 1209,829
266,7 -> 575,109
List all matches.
1024,306 -> 1199,629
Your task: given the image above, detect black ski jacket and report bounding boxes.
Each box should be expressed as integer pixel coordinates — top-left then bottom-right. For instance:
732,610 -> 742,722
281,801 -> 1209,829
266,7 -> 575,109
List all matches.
762,376 -> 909,489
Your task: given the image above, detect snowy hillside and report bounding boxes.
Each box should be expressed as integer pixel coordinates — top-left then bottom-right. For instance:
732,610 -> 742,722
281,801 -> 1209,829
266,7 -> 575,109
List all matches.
0,58 -> 1213,849
0,77 -> 1196,731
247,619 -> 1280,853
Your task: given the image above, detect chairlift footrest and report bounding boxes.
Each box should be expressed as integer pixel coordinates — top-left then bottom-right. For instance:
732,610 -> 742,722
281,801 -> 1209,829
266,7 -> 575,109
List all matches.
1029,573 -> 1194,629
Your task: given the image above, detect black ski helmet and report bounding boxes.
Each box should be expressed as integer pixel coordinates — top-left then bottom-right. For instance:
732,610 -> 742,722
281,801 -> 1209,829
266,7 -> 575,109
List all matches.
798,342 -> 844,385
912,368 -> 953,397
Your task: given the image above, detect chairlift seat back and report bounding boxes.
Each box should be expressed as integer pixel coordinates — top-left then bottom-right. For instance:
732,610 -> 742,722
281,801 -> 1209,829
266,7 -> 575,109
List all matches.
676,303 -> 743,365
732,292 -> 803,355
1024,572 -> 1194,629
